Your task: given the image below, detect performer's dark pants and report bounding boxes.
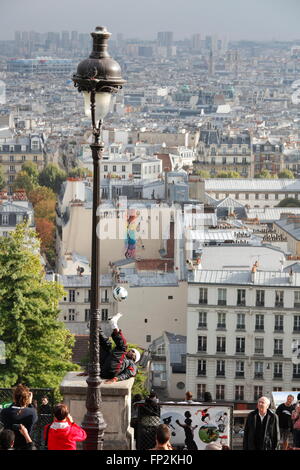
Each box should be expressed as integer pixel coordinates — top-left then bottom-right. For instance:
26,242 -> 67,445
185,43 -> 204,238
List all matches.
99,328 -> 127,378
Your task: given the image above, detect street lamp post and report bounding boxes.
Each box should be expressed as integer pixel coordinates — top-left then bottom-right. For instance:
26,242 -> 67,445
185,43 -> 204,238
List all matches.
72,26 -> 125,450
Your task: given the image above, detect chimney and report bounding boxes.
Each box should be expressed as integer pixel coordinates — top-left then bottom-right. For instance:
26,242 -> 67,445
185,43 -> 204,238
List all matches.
164,167 -> 169,201
251,261 -> 258,283
289,268 -> 294,284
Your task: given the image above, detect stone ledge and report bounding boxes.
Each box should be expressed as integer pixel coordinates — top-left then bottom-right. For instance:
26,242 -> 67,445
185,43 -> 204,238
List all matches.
60,372 -> 134,396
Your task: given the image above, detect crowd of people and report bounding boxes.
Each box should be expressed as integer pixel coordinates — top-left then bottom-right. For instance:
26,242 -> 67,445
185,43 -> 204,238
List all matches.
2,382 -> 300,451
0,384 -> 86,450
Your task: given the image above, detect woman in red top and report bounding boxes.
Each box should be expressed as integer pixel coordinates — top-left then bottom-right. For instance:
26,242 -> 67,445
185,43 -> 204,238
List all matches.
44,404 -> 87,450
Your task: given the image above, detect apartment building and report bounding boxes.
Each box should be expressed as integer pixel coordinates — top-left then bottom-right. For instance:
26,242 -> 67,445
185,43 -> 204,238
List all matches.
0,134 -> 45,193
187,269 -> 300,405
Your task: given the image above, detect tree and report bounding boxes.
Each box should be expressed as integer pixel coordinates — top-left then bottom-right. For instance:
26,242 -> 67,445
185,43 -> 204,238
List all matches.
35,218 -> 56,266
28,186 -> 56,207
216,171 -> 240,178
21,162 -> 39,186
13,171 -> 35,193
254,169 -> 273,179
278,169 -> 295,179
39,164 -> 67,193
34,199 -> 56,221
0,224 -> 77,396
276,198 -> 300,208
126,343 -> 148,397
68,167 -> 92,178
194,170 -> 210,178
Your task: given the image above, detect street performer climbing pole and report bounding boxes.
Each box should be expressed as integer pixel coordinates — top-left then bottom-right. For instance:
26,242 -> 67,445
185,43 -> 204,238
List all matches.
100,313 -> 140,383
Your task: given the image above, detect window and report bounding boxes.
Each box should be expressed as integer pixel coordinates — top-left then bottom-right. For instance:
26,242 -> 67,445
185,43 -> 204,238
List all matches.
274,339 -> 283,356
275,315 -> 284,332
217,312 -> 226,329
216,337 -> 226,353
104,165 -> 108,172
294,315 -> 300,332
265,194 -> 269,200
10,155 -> 14,162
256,290 -> 265,307
254,362 -> 263,379
2,215 -> 8,226
199,288 -> 208,305
255,314 -> 264,331
245,193 -> 249,200
113,165 -> 116,172
218,289 -> 227,306
216,360 -> 225,377
273,387 -> 282,391
198,360 -> 206,376
101,309 -> 108,321
68,309 -> 75,321
198,336 -> 207,352
275,290 -> 284,307
255,194 -> 259,200
146,335 -> 151,343
236,361 -> 244,378
235,385 -> 244,401
198,311 -> 207,328
22,155 -> 26,161
254,386 -> 263,401
236,313 -> 245,330
85,309 -> 90,322
255,337 -> 264,354
122,166 -> 126,172
168,296 -> 173,300
222,157 -> 226,164
237,289 -> 246,306
295,292 -> 300,308
293,364 -> 300,379
177,382 -> 185,390
33,156 -> 38,162
9,165 -> 15,172
68,290 -> 75,302
216,384 -> 225,400
275,193 -> 278,200
197,384 -> 206,401
274,362 -> 282,379
236,337 -> 245,354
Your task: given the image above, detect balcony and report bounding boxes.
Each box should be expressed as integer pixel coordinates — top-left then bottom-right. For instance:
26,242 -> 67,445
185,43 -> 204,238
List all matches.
254,373 -> 263,379
274,350 -> 283,356
235,372 -> 244,378
217,300 -> 226,306
101,298 -> 110,304
199,299 -> 208,305
273,374 -> 282,379
275,302 -> 284,308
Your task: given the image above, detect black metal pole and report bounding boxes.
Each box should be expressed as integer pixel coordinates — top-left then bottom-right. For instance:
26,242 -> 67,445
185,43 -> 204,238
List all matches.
81,91 -> 106,450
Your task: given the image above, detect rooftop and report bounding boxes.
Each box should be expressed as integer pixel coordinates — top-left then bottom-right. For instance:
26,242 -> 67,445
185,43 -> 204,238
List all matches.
205,179 -> 300,192
189,269 -> 300,286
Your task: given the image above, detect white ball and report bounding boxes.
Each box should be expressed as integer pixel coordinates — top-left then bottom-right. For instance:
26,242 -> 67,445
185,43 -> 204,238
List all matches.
113,286 -> 128,302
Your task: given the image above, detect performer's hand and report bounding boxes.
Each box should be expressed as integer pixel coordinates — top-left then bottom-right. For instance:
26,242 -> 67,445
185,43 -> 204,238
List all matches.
104,377 -> 118,384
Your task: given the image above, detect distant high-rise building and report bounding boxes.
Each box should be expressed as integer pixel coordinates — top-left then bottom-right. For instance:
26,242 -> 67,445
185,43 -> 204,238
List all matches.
71,31 -> 78,42
157,31 -> 173,47
61,31 -> 70,48
14,31 -> 21,43
192,33 -> 201,51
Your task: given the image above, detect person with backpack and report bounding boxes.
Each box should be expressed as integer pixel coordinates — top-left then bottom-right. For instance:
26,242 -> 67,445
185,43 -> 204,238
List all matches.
44,404 -> 86,450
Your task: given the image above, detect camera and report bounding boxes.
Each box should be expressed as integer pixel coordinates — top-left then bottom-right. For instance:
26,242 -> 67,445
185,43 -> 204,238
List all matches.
12,424 -> 21,431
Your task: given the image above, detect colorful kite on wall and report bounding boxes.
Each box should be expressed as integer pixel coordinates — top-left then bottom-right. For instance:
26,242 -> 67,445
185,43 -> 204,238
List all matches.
125,209 -> 140,258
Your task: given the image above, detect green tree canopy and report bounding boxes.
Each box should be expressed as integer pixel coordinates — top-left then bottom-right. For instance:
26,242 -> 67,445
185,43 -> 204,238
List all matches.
21,162 -> 39,186
13,171 -> 35,193
39,164 -> 67,193
0,224 -> 77,396
278,169 -> 295,179
0,166 -> 5,191
194,170 -> 211,178
28,186 -> 56,207
68,167 -> 92,178
216,171 -> 240,178
254,169 -> 274,179
276,198 -> 300,207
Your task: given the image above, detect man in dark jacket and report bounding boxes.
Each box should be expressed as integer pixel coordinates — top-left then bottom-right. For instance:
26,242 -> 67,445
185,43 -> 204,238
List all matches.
100,313 -> 140,383
243,396 -> 280,450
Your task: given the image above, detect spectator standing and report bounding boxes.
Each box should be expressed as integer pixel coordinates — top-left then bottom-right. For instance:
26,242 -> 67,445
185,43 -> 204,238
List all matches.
0,384 -> 38,450
276,394 -> 294,450
243,396 -> 280,450
44,404 -> 86,450
138,391 -> 161,450
150,424 -> 173,450
292,394 -> 300,448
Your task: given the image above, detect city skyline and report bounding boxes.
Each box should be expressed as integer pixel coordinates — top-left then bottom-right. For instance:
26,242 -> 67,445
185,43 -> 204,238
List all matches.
1,0 -> 300,42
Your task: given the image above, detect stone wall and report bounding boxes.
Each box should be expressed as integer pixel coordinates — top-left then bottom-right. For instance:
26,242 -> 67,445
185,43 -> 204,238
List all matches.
60,372 -> 134,450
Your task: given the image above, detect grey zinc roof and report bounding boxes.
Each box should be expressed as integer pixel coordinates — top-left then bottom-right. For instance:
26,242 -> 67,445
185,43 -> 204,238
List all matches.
205,179 -> 300,192
247,207 -> 300,221
274,219 -> 300,240
189,270 -> 300,287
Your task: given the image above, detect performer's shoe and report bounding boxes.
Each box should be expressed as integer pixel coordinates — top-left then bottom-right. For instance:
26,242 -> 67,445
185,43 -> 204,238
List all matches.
109,313 -> 123,330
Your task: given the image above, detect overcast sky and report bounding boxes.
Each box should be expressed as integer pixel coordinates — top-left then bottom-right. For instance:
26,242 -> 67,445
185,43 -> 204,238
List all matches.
1,0 -> 300,41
